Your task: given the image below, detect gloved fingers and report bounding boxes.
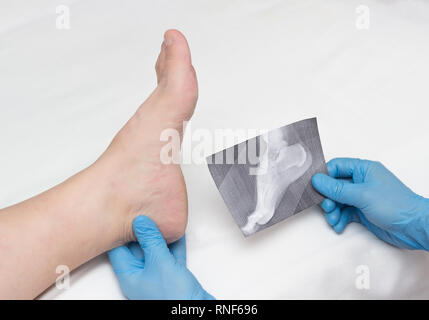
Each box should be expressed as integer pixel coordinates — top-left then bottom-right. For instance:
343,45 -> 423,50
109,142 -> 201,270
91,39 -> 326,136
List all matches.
321,198 -> 336,213
332,206 -> 360,233
108,245 -> 143,273
128,241 -> 145,261
325,205 -> 342,226
312,173 -> 363,207
169,235 -> 187,266
327,158 -> 363,179
133,215 -> 173,265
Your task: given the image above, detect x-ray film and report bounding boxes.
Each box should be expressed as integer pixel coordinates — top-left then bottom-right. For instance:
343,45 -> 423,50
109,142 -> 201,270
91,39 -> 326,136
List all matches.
207,118 -> 328,236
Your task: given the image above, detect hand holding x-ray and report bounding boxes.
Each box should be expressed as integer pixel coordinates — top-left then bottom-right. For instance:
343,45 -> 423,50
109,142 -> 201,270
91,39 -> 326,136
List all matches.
312,158 -> 429,250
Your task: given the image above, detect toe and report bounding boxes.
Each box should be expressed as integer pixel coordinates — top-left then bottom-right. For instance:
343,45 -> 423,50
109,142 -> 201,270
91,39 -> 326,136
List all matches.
156,29 -> 198,121
161,30 -> 196,92
156,29 -> 193,87
163,29 -> 192,66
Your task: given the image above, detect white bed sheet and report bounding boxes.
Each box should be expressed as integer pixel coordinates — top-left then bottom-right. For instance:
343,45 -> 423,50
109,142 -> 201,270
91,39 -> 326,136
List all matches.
1,0 -> 429,299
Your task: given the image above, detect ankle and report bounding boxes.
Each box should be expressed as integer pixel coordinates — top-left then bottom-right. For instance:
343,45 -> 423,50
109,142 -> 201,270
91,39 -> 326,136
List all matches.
84,160 -> 136,247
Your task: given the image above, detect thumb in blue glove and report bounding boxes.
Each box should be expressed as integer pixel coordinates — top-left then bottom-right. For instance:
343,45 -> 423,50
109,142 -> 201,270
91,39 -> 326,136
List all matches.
108,216 -> 215,300
312,158 -> 429,250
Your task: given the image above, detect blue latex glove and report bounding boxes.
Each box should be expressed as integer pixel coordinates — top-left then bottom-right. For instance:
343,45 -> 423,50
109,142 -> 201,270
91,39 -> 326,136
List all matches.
108,216 -> 215,300
312,158 -> 429,250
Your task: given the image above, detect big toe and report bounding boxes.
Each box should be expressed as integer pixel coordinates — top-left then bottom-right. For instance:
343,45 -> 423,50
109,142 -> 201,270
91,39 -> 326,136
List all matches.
155,29 -> 198,119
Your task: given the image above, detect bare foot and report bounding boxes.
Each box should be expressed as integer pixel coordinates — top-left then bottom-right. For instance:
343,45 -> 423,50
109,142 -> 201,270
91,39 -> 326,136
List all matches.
0,29 -> 197,299
94,30 -> 197,243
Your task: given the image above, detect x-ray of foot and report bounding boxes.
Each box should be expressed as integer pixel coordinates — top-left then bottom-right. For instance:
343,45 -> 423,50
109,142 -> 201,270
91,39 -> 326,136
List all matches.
207,118 -> 328,237
241,130 -> 313,235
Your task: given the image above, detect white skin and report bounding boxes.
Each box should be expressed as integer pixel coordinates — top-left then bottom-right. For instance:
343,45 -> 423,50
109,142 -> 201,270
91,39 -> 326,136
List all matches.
241,130 -> 312,235
0,30 -> 197,299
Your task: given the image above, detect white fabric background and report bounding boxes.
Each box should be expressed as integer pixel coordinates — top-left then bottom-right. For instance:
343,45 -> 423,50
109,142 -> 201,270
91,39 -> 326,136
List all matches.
1,0 -> 429,299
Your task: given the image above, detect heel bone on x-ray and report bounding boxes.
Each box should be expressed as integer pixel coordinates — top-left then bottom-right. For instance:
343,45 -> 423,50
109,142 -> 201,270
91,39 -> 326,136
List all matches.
207,118 -> 328,237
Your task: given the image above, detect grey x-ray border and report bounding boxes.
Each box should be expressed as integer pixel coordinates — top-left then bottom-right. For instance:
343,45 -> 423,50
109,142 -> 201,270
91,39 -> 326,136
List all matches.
207,117 -> 328,236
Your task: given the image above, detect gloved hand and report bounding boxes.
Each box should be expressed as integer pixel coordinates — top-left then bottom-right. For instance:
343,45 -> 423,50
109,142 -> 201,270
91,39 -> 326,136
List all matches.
312,158 -> 429,250
108,216 -> 215,300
